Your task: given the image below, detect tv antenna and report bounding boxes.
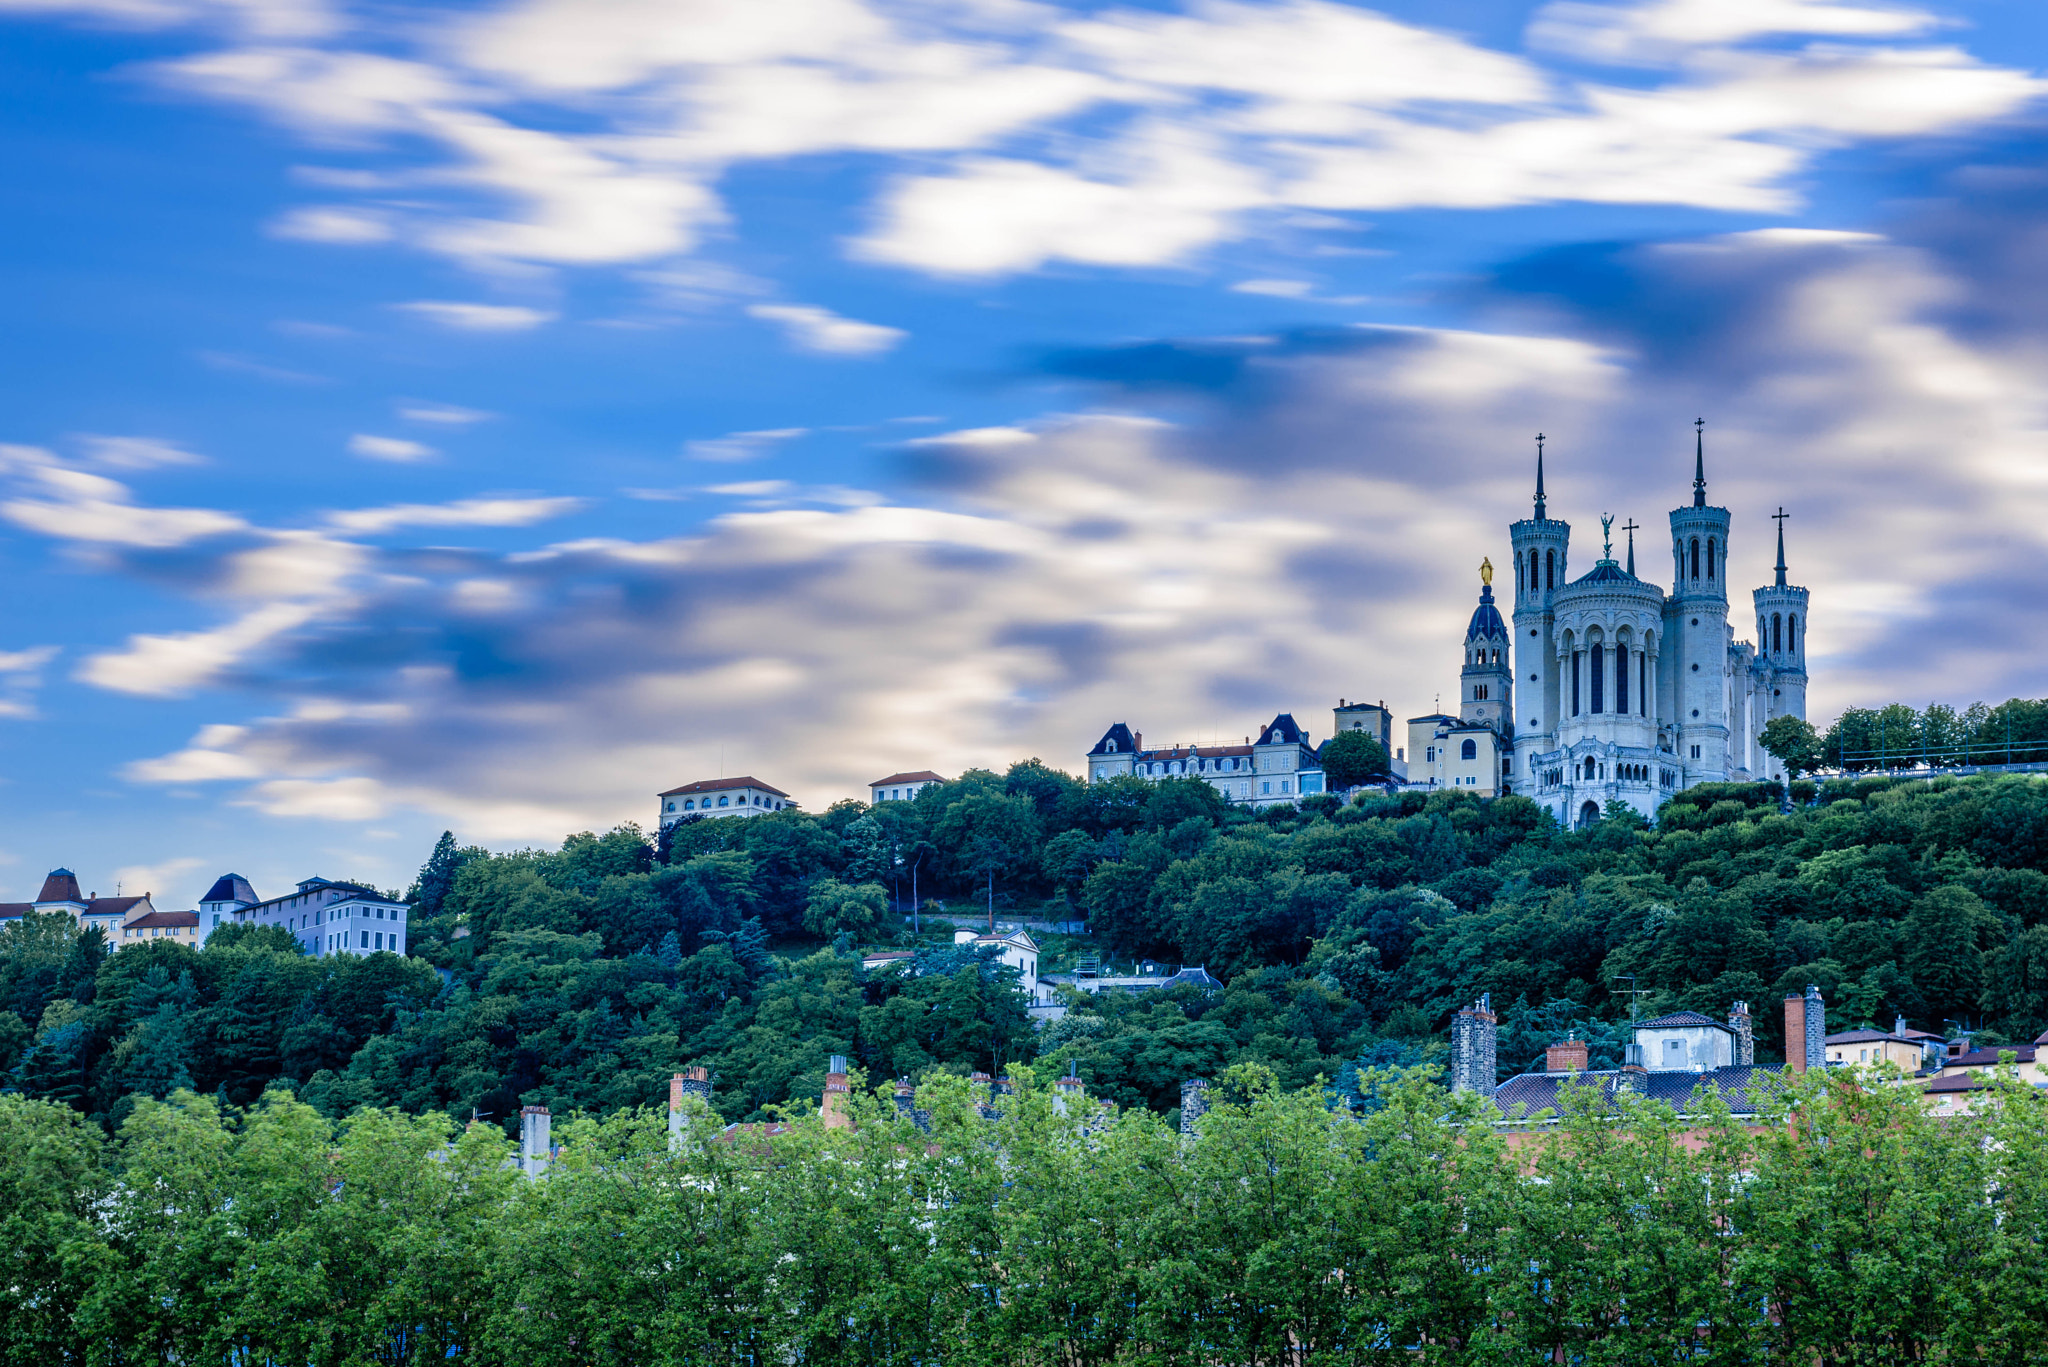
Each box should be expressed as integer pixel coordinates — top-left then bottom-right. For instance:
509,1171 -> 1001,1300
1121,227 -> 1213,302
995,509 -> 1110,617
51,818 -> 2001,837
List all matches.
1610,974 -> 1652,1025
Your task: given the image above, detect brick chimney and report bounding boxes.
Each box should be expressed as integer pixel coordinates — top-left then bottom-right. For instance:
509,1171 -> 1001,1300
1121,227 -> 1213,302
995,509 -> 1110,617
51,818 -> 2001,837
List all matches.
1545,1035 -> 1588,1073
1450,993 -> 1498,1095
1783,992 -> 1806,1074
822,1055 -> 853,1130
518,1105 -> 551,1178
1728,1001 -> 1754,1067
1180,1077 -> 1210,1136
667,1065 -> 712,1140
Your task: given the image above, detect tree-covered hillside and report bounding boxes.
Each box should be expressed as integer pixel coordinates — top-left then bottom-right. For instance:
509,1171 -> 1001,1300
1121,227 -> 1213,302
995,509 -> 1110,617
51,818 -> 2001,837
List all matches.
6,763 -> 2048,1128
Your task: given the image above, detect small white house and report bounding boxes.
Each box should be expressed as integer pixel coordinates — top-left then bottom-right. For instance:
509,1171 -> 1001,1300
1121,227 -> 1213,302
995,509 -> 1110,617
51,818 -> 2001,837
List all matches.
868,770 -> 946,804
658,777 -> 796,827
955,926 -> 1046,1002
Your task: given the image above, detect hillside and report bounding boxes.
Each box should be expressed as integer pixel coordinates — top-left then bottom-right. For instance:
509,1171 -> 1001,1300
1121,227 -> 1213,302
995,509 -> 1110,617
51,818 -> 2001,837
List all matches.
5,767 -> 2047,1127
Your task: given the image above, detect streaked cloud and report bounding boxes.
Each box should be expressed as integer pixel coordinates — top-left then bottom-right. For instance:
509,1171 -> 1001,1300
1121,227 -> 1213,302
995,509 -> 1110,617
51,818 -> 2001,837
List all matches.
684,427 -> 808,462
397,402 -> 493,425
392,301 -> 555,332
347,434 -> 437,462
746,304 -> 906,356
75,434 -> 207,469
323,495 -> 585,534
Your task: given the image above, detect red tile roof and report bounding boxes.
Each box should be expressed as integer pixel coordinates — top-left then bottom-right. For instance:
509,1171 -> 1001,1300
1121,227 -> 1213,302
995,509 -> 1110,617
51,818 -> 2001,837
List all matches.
868,771 -> 946,787
659,776 -> 791,799
36,870 -> 83,903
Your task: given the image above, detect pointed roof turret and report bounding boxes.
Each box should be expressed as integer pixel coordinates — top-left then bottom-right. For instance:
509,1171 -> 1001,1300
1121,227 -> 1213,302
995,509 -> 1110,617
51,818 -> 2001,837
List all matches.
1692,418 -> 1706,508
1772,506 -> 1789,587
1533,432 -> 1547,520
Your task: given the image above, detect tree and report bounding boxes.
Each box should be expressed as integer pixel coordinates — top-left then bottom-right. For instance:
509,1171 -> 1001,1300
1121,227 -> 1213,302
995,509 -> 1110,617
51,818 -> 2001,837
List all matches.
803,880 -> 888,940
1321,729 -> 1391,790
1759,714 -> 1822,779
409,830 -> 485,919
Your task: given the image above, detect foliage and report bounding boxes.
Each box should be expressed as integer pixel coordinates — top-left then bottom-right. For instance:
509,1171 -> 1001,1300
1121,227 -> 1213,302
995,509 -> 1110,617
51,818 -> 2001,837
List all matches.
1320,728 -> 1392,788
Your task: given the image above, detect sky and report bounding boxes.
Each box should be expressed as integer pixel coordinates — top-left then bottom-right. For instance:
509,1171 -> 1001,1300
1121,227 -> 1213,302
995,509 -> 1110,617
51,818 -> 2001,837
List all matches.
3,0 -> 2048,909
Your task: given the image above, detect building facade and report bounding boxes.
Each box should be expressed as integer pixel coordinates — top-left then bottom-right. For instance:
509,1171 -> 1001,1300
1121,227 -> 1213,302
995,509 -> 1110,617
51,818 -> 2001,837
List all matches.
0,869 -> 183,948
658,777 -> 796,827
1084,712 -> 1328,809
219,875 -> 411,958
868,770 -> 946,803
1503,429 -> 1809,827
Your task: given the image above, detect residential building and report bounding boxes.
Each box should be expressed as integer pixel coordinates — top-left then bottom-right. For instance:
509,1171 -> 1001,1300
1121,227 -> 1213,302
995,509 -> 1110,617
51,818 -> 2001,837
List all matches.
221,875 -> 411,958
868,770 -> 946,803
1825,1017 -> 1944,1071
116,909 -> 203,947
198,873 -> 257,937
955,925 -> 1048,1002
1085,712 -> 1326,809
0,868 -> 174,948
658,777 -> 795,827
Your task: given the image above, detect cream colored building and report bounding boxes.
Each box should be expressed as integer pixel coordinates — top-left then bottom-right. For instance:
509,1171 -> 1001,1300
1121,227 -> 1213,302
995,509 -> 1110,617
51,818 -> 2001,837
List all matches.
658,776 -> 796,827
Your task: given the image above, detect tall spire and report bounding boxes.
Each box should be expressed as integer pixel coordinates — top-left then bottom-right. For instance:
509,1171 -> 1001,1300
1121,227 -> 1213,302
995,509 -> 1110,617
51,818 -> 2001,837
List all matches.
1692,418 -> 1706,508
1772,506 -> 1789,587
1623,518 -> 1639,577
1533,432 -> 1547,520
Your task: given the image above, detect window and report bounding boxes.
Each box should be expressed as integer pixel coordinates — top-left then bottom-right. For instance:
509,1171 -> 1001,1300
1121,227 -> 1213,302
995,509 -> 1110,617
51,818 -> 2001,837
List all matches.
684,799 -> 694,810
1261,781 -> 1271,794
1707,538 -> 1716,579
1474,684 -> 1488,700
1690,538 -> 1699,578
1425,746 -> 1435,762
1788,614 -> 1797,651
1615,643 -> 1628,713
1545,549 -> 1554,590
1638,654 -> 1647,716
1279,780 -> 1290,793
718,796 -> 729,806
1461,739 -> 1476,760
1590,643 -> 1604,713
1572,650 -> 1581,715
1517,553 -> 1525,590
1691,744 -> 1702,759
360,930 -> 369,948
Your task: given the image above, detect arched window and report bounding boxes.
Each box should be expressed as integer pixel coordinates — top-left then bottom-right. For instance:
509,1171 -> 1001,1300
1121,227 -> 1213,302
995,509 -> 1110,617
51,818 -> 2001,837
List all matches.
1638,653 -> 1647,716
1581,801 -> 1600,828
1707,538 -> 1716,579
1615,643 -> 1629,713
1545,549 -> 1554,590
1106,740 -> 1117,753
1689,538 -> 1700,578
1788,614 -> 1797,651
1772,613 -> 1782,653
1517,553 -> 1525,590
683,799 -> 694,810
1461,739 -> 1477,760
1590,643 -> 1605,713
1571,649 -> 1581,716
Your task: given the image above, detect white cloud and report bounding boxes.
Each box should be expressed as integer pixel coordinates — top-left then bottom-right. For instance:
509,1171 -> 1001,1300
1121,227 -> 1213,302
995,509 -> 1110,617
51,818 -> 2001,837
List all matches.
0,447 -> 246,547
1231,278 -> 1314,297
392,301 -> 555,331
746,303 -> 905,355
109,856 -> 204,903
75,434 -> 207,469
685,427 -> 808,462
0,0 -> 336,40
397,402 -> 493,424
269,205 -> 392,242
1529,0 -> 1941,65
0,646 -> 58,673
347,433 -> 437,462
323,495 -> 586,535
81,601 -> 324,696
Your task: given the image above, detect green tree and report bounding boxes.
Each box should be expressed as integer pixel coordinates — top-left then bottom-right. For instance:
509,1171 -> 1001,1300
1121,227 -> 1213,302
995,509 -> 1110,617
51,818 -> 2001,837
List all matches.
803,879 -> 888,940
1759,713 -> 1822,779
1321,728 -> 1392,789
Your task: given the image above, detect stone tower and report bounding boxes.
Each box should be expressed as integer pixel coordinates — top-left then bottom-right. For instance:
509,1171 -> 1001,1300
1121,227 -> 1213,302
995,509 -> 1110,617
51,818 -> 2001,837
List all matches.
1449,993 -> 1498,1095
1461,560 -> 1513,739
1751,508 -> 1810,779
1666,421 -> 1731,783
1510,437 -> 1569,795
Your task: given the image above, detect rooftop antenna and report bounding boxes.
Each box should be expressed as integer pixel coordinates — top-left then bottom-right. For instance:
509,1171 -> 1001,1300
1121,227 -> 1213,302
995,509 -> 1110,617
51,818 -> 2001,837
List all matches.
1771,506 -> 1789,587
1692,418 -> 1707,508
1611,973 -> 1651,1026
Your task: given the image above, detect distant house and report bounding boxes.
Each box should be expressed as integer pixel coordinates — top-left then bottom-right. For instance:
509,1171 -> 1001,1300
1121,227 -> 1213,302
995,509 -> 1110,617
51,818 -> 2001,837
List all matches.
658,777 -> 795,828
0,868 -> 170,948
868,770 -> 946,804
860,949 -> 916,973
955,926 -> 1047,1002
222,875 -> 411,959
1826,1017 -> 1945,1071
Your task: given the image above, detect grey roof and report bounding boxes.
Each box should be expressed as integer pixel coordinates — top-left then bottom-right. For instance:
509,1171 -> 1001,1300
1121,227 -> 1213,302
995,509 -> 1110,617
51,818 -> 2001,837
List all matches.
1089,722 -> 1138,757
1492,1064 -> 1785,1119
1570,560 -> 1639,586
1634,1010 -> 1730,1030
201,873 -> 257,905
1259,713 -> 1308,746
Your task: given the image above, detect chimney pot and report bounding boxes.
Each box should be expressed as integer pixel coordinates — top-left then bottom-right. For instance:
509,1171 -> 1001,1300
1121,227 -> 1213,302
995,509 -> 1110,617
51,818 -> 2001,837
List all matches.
1545,1038 -> 1589,1073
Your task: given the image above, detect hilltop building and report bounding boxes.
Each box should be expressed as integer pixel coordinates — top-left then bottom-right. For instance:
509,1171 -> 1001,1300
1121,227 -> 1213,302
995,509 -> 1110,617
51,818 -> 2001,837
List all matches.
869,770 -> 946,803
215,875 -> 410,958
658,777 -> 796,827
1496,427 -> 1810,827
1084,712 -> 1329,809
0,869 -> 183,947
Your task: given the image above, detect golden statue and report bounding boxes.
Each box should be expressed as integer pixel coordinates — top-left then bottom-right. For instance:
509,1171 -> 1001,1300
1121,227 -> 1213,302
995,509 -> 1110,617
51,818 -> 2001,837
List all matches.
1480,556 -> 1493,586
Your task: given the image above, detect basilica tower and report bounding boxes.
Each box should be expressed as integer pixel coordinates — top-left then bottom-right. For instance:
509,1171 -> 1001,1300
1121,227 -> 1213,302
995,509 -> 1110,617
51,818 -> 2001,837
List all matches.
1509,438 -> 1568,793
1665,422 -> 1732,783
1749,509 -> 1810,779
1461,559 -> 1513,737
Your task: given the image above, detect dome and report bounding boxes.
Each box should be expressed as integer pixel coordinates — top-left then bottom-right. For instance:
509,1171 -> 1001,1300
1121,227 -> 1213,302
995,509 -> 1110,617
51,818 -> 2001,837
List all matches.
1465,584 -> 1508,642
1572,560 -> 1637,586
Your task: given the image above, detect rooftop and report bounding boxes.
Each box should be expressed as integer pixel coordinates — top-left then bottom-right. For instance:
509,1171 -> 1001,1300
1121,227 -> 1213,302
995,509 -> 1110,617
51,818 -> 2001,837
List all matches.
868,771 -> 946,787
1493,1064 -> 1785,1119
659,776 -> 792,799
1635,1011 -> 1730,1030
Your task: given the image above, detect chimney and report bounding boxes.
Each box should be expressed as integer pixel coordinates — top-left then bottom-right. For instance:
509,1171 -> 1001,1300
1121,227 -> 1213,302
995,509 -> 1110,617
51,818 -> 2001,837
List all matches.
1053,1067 -> 1084,1116
667,1065 -> 712,1141
1545,1035 -> 1588,1074
822,1055 -> 853,1130
1728,1001 -> 1754,1067
519,1106 -> 551,1178
893,1078 -> 916,1118
1894,1014 -> 1908,1038
1783,993 -> 1806,1074
1803,985 -> 1825,1072
1179,1077 -> 1210,1137
1450,992 -> 1498,1095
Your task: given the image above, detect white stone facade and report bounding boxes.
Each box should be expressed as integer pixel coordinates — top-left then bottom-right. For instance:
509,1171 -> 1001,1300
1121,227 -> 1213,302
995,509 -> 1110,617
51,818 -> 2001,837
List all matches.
1506,432 -> 1810,828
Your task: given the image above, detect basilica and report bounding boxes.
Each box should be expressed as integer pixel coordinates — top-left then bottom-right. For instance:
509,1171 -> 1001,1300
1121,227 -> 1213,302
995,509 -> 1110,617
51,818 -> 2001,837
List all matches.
1475,426 -> 1810,827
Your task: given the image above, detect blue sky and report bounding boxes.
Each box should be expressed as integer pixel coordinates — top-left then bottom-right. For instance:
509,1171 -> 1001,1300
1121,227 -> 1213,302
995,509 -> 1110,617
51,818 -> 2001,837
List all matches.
2,0 -> 2046,908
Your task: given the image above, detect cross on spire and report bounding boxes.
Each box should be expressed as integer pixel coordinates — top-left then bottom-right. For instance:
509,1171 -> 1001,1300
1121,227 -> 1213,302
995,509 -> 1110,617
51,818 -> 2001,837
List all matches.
1772,505 -> 1789,586
1533,432 -> 1547,520
1622,518 -> 1640,576
1692,418 -> 1707,508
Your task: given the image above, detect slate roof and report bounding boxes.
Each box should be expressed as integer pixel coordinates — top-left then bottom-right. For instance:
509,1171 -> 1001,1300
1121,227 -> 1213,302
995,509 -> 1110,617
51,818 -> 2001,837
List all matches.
1825,1028 -> 1909,1045
1947,1043 -> 2040,1068
201,873 -> 257,905
659,776 -> 791,799
1492,1064 -> 1786,1119
1089,722 -> 1138,757
1465,585 -> 1508,642
868,771 -> 946,787
1635,1011 -> 1730,1030
1569,560 -> 1645,587
124,910 -> 200,929
1259,714 -> 1308,746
